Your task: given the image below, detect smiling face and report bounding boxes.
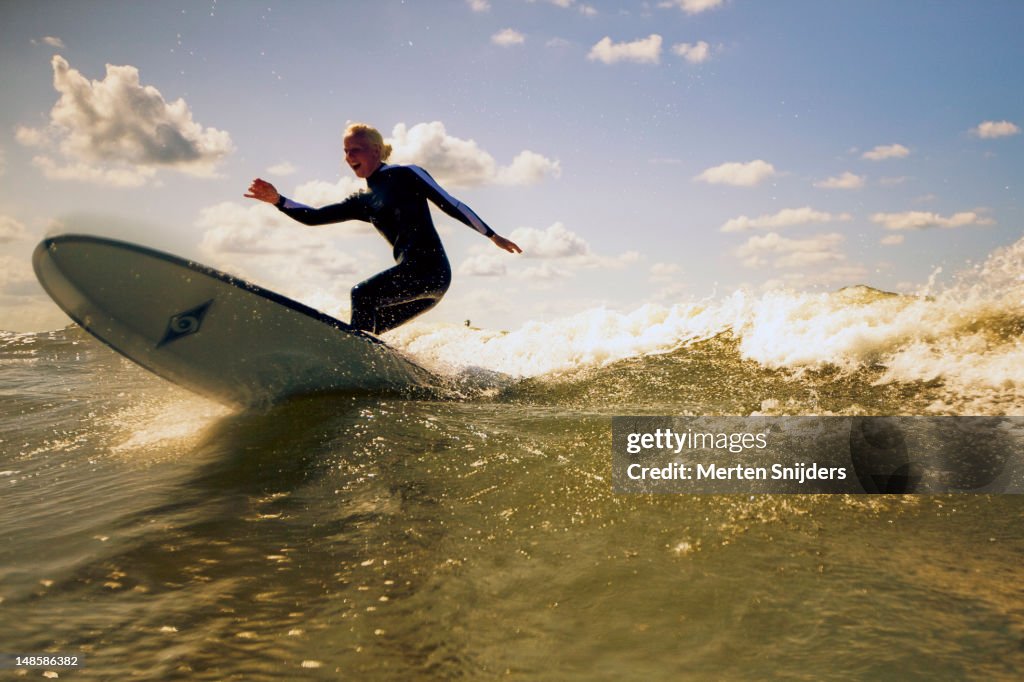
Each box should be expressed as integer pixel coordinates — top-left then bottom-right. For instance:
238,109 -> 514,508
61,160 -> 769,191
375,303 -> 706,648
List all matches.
343,132 -> 383,179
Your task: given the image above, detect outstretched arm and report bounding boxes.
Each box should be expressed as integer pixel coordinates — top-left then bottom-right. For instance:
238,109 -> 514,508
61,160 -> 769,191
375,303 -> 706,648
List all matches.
245,177 -> 364,226
408,166 -> 522,254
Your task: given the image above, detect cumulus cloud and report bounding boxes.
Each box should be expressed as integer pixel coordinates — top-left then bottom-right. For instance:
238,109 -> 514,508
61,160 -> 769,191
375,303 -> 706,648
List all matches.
814,171 -> 865,189
695,159 -> 776,186
0,213 -> 89,330
31,36 -> 66,48
671,41 -> 711,64
196,201 -> 368,314
492,28 -> 525,47
30,155 -> 156,187
0,215 -> 57,330
16,55 -> 232,186
0,252 -> 42,299
511,222 -> 591,259
266,161 -> 297,176
290,175 -> 367,208
528,0 -> 597,15
459,222 -> 634,279
509,222 -> 637,268
495,150 -> 562,185
970,120 -> 1020,139
518,262 -> 573,282
649,262 -> 681,283
659,0 -> 725,13
458,252 -> 507,277
0,216 -> 29,244
467,0 -> 490,11
869,211 -> 994,231
720,207 -> 852,233
861,144 -> 909,161
387,121 -> 560,188
588,34 -> 662,65
735,232 -> 845,269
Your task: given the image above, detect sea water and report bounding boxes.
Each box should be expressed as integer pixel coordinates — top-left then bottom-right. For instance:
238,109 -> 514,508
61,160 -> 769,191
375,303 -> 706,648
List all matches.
2,238 -> 1024,679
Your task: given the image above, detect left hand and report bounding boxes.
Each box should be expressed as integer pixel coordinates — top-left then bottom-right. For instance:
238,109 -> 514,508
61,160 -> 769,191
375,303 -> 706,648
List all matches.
490,234 -> 522,254
245,178 -> 280,204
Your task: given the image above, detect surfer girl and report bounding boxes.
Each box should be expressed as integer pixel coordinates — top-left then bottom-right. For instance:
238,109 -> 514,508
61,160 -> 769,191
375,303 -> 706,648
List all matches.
246,123 -> 521,334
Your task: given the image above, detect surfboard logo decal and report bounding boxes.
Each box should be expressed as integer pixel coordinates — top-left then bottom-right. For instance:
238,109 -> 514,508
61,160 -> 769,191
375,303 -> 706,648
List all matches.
158,299 -> 213,347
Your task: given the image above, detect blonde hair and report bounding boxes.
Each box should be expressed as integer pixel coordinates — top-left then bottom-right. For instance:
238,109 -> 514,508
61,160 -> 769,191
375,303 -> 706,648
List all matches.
344,123 -> 393,161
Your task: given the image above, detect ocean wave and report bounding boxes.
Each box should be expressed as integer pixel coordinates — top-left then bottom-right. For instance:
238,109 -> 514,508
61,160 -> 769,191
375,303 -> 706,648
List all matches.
389,236 -> 1024,414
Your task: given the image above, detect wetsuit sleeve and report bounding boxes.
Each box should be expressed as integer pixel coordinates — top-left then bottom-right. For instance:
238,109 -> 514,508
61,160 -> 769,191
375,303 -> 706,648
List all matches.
407,166 -> 496,238
274,194 -> 367,226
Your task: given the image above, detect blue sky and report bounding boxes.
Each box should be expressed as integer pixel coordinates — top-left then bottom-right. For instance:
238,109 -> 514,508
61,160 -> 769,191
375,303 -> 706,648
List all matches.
1,0 -> 1022,331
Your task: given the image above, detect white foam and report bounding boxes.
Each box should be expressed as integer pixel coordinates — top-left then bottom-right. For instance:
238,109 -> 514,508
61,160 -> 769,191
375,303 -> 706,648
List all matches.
387,235 -> 1024,410
106,392 -> 229,459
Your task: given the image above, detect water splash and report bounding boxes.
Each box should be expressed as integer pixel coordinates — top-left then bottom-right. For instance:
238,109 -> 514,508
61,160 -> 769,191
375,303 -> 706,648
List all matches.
388,235 -> 1024,413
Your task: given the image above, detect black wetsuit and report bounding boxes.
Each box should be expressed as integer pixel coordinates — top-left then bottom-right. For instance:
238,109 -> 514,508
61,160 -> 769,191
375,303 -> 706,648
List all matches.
275,163 -> 495,334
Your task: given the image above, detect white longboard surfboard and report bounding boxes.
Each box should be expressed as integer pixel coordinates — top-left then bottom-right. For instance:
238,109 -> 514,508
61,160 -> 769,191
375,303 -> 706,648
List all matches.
33,234 -> 437,407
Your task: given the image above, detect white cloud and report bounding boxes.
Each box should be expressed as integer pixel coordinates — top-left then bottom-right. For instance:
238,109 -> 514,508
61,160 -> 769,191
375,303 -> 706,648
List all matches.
17,55 -> 232,185
492,28 -> 526,47
31,154 -> 156,187
459,252 -> 507,277
721,207 -> 852,233
588,34 -> 662,65
198,203 -> 305,256
495,150 -> 562,185
869,211 -> 994,231
14,126 -> 48,147
291,175 -> 367,208
511,222 -> 592,259
528,0 -> 596,14
736,232 -> 845,269
649,262 -> 681,283
970,120 -> 1020,139
0,253 -> 41,297
266,161 -> 297,176
459,222 -> 635,283
0,216 -> 53,329
0,216 -> 29,243
880,234 -> 905,246
387,121 -> 560,188
196,201 -> 369,315
814,171 -> 865,189
695,159 -> 776,186
31,36 -> 66,48
862,144 -> 909,161
466,0 -> 490,11
518,262 -> 572,282
672,41 -> 711,64
659,0 -> 725,14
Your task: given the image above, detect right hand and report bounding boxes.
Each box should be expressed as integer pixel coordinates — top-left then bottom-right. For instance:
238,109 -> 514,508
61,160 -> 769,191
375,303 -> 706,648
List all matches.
244,178 -> 280,204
